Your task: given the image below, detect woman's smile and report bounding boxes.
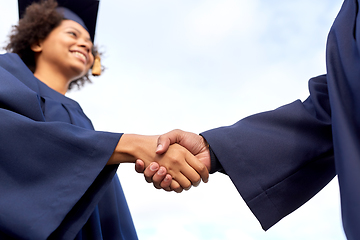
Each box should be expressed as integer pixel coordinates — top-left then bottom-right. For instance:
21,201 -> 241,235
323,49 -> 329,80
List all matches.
70,50 -> 88,64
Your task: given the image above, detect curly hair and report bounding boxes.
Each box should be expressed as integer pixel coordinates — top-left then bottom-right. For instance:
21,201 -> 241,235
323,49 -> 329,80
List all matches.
4,0 -> 99,90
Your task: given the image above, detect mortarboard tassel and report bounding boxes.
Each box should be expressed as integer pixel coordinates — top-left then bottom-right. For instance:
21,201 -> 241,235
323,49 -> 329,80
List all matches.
92,55 -> 101,76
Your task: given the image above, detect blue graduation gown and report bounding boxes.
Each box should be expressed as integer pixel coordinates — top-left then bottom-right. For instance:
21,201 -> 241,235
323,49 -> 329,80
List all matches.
0,53 -> 138,239
202,0 -> 360,239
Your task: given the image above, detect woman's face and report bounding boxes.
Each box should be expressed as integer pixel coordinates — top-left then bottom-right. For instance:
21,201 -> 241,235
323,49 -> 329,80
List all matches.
33,19 -> 94,80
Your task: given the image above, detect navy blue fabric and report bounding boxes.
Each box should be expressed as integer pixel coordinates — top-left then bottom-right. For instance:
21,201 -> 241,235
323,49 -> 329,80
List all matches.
202,75 -> 335,231
203,0 -> 360,239
56,7 -> 88,32
326,0 -> 360,239
0,53 -> 138,239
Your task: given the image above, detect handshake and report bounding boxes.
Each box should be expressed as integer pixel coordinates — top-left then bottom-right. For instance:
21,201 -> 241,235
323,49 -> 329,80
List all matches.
134,129 -> 212,193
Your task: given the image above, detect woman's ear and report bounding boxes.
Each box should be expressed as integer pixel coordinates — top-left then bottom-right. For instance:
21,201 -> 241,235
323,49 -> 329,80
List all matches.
30,41 -> 43,53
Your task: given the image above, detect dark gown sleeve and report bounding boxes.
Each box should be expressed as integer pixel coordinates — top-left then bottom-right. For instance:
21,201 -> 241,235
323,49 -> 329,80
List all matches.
203,1 -> 360,238
201,74 -> 335,230
0,53 -> 122,239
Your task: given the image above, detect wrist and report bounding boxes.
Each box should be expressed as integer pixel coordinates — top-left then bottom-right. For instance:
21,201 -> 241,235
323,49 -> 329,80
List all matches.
111,134 -> 159,165
108,134 -> 144,165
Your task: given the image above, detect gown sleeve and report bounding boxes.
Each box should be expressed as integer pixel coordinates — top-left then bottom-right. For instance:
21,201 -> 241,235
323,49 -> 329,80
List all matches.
201,74 -> 335,230
0,53 -> 122,239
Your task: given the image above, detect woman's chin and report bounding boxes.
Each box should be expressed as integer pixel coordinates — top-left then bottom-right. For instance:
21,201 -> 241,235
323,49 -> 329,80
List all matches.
69,66 -> 89,79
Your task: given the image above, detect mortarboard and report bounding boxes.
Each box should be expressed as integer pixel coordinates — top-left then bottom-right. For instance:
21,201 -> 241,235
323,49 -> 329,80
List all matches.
18,0 -> 102,75
18,0 -> 100,42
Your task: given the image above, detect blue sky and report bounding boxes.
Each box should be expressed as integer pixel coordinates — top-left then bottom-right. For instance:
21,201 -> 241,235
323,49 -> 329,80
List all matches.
0,0 -> 347,239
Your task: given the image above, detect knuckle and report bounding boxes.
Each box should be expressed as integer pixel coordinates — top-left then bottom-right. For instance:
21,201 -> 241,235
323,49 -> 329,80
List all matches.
200,164 -> 207,172
171,158 -> 181,165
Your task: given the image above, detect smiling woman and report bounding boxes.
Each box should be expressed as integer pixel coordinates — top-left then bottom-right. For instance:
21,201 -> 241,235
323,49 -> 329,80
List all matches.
0,0 -> 209,239
5,1 -> 98,91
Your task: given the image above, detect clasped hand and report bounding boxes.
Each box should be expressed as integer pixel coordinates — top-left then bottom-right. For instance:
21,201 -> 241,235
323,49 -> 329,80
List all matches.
135,130 -> 211,193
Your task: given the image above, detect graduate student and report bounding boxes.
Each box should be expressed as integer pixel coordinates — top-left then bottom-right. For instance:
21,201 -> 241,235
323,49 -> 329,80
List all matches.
138,0 -> 360,239
0,0 -> 208,238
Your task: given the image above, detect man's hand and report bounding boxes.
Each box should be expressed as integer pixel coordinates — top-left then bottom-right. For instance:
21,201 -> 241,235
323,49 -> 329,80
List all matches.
135,129 -> 211,192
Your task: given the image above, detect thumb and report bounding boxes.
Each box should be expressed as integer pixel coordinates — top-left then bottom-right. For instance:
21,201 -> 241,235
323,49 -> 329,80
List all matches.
156,129 -> 183,154
156,135 -> 171,154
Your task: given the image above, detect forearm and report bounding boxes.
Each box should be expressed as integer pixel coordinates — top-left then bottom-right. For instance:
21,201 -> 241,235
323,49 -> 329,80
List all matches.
107,134 -> 158,165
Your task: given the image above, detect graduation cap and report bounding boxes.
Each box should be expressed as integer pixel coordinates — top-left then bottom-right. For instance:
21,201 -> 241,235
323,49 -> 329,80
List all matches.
18,0 -> 102,75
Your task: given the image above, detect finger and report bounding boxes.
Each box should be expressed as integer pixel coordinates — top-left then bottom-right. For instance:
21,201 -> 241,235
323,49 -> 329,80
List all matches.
178,165 -> 201,187
161,177 -> 173,192
143,162 -> 159,183
159,174 -> 172,189
184,151 -> 209,183
172,173 -> 192,191
172,151 -> 208,186
135,159 -> 145,173
156,129 -> 183,154
170,180 -> 183,193
152,166 -> 167,189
